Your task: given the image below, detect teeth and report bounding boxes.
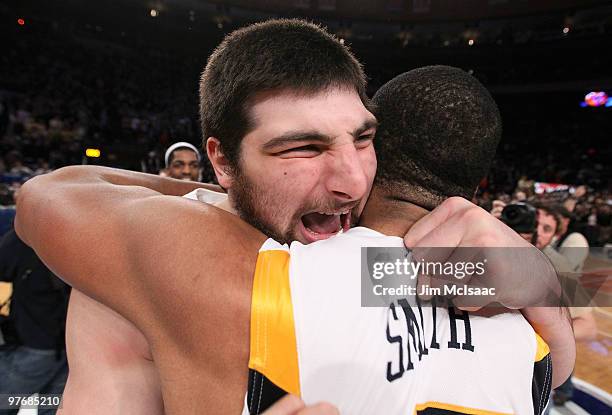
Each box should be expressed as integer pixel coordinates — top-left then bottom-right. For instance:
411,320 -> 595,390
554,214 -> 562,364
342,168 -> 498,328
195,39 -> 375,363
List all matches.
316,210 -> 351,216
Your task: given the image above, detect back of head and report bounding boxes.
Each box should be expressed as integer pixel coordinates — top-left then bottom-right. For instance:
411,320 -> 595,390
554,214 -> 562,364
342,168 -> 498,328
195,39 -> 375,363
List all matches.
553,205 -> 573,221
200,18 -> 367,165
372,65 -> 502,210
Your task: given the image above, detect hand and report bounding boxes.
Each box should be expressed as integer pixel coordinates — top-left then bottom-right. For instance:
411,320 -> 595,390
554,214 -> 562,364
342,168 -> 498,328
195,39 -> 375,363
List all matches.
574,185 -> 587,199
404,197 -> 560,310
404,197 -> 574,387
490,199 -> 506,219
263,395 -> 339,415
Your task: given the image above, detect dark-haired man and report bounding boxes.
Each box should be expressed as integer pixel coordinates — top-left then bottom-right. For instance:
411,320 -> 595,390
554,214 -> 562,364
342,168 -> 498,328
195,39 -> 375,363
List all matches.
31,19 -> 377,414
519,205 -> 575,275
17,22 -> 570,415
199,19 -> 376,244
553,206 -> 589,274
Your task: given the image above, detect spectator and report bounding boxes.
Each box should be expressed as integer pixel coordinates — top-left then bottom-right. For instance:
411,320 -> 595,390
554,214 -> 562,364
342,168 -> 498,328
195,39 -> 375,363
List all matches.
553,206 -> 589,274
162,141 -> 201,181
0,229 -> 70,415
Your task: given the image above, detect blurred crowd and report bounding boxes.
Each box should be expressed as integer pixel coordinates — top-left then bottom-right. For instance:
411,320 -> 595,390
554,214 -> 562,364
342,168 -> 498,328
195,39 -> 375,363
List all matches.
476,184 -> 611,247
0,28 -> 206,183
1,23 -> 610,246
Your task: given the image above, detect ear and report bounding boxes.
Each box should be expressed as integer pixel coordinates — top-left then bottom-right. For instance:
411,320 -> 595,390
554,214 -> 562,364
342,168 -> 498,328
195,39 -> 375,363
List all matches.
206,137 -> 234,189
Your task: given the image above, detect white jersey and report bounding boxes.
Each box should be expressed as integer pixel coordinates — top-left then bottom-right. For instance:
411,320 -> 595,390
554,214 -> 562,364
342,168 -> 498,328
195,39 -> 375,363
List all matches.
244,227 -> 551,415
182,187 -> 227,204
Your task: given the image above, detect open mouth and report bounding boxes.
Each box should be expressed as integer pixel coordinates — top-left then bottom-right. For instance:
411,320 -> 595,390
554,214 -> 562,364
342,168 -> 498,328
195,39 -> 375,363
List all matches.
299,210 -> 352,242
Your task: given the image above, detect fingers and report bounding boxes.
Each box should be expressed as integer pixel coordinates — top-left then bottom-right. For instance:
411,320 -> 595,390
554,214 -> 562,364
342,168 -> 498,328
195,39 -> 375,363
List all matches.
297,402 -> 340,415
408,207 -> 480,265
262,395 -> 305,415
492,200 -> 506,210
490,200 -> 506,219
404,197 -> 473,248
262,396 -> 339,415
404,196 -> 561,311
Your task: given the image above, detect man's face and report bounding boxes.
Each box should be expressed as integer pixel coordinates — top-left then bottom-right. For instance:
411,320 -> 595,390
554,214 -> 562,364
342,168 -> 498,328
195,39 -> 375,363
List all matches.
168,150 -> 200,181
226,88 -> 377,244
536,209 -> 557,249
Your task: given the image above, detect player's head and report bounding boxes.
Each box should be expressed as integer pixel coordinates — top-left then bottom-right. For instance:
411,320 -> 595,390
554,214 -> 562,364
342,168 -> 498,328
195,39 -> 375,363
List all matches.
372,65 -> 502,210
165,142 -> 201,181
201,19 -> 376,244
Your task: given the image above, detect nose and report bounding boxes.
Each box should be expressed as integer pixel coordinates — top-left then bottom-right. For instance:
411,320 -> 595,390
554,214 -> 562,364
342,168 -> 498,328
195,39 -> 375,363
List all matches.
325,144 -> 369,203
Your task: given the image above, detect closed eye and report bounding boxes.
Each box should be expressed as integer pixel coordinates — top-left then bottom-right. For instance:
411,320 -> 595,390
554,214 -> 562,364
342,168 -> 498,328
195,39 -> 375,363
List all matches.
276,145 -> 322,158
355,133 -> 375,148
357,134 -> 375,141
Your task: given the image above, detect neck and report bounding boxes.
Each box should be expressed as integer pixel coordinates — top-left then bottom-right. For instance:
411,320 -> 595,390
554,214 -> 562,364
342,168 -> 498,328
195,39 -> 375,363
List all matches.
359,187 -> 430,237
215,197 -> 237,215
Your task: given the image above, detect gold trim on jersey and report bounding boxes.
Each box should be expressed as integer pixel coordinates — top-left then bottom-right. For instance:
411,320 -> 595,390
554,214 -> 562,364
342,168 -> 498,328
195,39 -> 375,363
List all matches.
534,333 -> 550,362
249,249 -> 301,397
414,401 -> 513,415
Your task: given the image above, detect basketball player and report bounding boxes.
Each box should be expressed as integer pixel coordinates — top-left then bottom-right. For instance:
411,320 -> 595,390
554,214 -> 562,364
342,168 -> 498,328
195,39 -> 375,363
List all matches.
163,142 -> 201,181
242,67 -> 563,414
50,19 -> 379,414
16,23 -> 572,415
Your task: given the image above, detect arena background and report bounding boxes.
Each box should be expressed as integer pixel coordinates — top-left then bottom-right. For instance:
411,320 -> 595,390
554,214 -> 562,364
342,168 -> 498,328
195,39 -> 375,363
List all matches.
0,0 -> 610,413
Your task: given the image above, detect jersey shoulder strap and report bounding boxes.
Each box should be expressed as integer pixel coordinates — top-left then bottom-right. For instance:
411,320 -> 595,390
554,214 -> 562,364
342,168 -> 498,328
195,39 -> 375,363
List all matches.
246,239 -> 299,414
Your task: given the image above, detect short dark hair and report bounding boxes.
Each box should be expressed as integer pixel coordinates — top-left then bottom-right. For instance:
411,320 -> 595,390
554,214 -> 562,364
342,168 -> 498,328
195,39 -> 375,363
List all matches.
372,65 -> 502,210
167,148 -> 193,165
199,18 -> 368,166
553,205 -> 574,220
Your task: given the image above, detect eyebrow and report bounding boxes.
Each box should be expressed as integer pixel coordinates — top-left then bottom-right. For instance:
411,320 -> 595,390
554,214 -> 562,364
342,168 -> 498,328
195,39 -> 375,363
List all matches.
262,118 -> 378,151
351,118 -> 379,138
262,131 -> 332,151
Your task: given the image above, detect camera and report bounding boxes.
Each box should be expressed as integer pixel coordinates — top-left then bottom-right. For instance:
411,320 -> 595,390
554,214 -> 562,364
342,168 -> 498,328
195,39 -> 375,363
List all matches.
500,203 -> 537,234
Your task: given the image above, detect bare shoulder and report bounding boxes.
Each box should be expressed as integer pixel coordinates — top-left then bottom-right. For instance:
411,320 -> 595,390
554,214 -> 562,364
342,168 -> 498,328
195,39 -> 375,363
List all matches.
125,196 -> 265,348
126,195 -> 266,297
125,198 -> 259,412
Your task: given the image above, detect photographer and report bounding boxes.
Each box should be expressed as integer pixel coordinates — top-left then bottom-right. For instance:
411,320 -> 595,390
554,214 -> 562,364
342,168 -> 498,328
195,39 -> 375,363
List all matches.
499,202 -> 597,407
553,206 -> 589,274
0,229 -> 70,414
499,202 -> 573,272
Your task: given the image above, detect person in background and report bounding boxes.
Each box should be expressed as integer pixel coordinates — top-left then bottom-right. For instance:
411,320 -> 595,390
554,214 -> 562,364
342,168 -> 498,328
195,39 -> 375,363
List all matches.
550,206 -> 595,407
0,184 -> 15,237
551,303 -> 597,406
161,141 -> 201,181
499,202 -> 596,409
553,206 -> 589,274
512,190 -> 527,202
0,228 -> 70,415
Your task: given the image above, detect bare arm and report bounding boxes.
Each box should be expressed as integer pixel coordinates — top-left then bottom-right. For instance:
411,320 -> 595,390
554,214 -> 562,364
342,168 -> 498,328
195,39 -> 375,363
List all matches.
19,165 -> 223,198
572,311 -> 597,342
263,395 -> 338,415
404,197 -> 576,388
522,307 -> 576,388
15,165 -> 263,332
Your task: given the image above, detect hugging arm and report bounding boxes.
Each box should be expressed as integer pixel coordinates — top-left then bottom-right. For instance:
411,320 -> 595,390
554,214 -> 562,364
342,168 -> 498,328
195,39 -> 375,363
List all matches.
404,197 -> 576,387
15,165 -> 264,333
